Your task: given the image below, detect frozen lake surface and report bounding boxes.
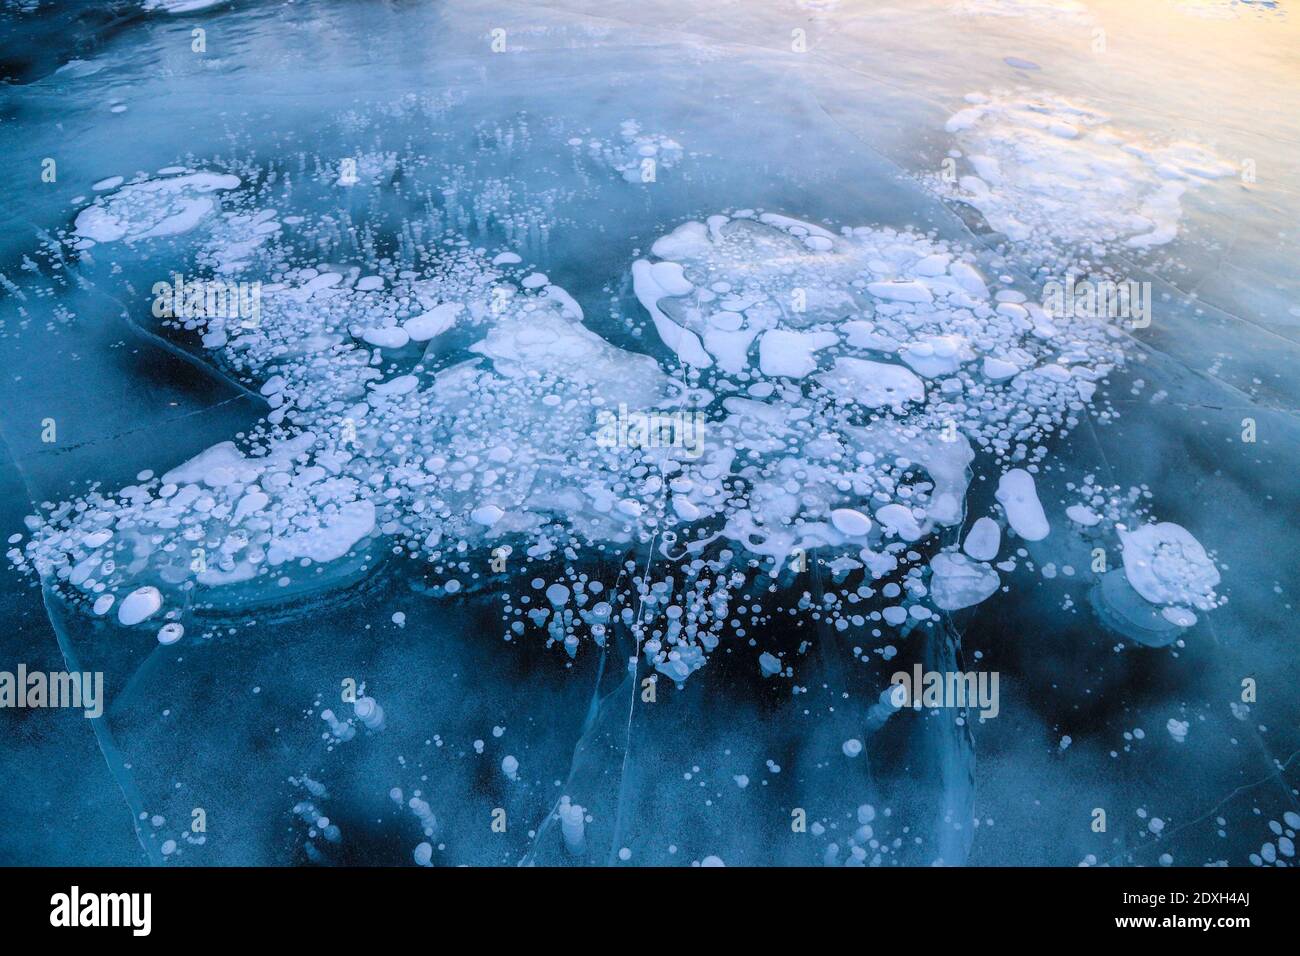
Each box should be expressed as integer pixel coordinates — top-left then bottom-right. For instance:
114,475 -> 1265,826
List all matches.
0,0 -> 1297,867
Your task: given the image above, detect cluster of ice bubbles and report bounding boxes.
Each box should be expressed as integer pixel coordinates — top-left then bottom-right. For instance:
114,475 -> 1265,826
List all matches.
568,120 -> 684,184
931,89 -> 1238,264
8,91 -> 1226,687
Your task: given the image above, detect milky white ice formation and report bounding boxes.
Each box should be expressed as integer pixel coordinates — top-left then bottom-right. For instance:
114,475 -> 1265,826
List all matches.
8,164 -> 1226,675
962,516 -> 1002,561
1119,522 -> 1221,613
557,796 -> 587,856
619,209 -> 1141,641
73,172 -> 242,246
117,585 -> 162,626
16,182 -> 684,635
995,468 -> 1050,541
939,91 -> 1234,257
929,552 -> 1001,611
143,0 -> 230,12
574,120 -> 683,184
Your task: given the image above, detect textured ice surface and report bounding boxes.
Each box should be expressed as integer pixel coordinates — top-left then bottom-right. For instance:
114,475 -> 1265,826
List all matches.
953,0 -> 1093,21
935,90 -> 1235,257
73,172 -> 242,244
0,0 -> 1297,868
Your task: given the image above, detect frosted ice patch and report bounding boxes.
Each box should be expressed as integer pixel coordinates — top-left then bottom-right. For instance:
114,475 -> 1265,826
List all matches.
898,335 -> 973,378
74,172 -> 241,244
580,120 -> 683,183
144,0 -> 230,11
15,203 -> 1159,680
963,516 -> 1001,561
1119,521 -> 1220,612
829,508 -> 873,537
157,622 -> 184,645
876,504 -> 924,542
360,327 -> 409,349
867,280 -> 932,304
118,586 -> 162,626
265,500 -> 377,567
934,91 -> 1232,258
995,468 -> 1050,541
402,302 -> 462,341
1066,504 -> 1101,526
930,552 -> 1001,610
758,329 -> 838,379
817,358 -> 925,409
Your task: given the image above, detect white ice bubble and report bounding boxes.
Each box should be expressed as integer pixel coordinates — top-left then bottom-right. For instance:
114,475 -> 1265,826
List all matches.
156,622 -> 184,645
995,469 -> 1050,541
117,586 -> 162,626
